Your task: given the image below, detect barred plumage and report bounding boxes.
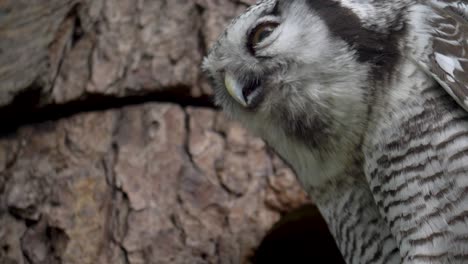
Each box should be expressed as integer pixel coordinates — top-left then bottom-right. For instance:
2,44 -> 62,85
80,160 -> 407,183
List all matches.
365,79 -> 468,263
203,0 -> 468,263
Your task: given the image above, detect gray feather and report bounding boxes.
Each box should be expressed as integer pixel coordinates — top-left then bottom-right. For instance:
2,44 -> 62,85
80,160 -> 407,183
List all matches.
203,1 -> 468,263
415,2 -> 468,111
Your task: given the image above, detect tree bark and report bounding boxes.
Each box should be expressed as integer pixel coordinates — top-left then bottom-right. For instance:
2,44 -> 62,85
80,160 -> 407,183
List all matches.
0,0 -> 254,108
0,103 -> 308,264
0,1 -> 316,264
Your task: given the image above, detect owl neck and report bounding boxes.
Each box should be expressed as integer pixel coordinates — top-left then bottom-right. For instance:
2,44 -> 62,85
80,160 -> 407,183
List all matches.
262,129 -> 401,264
258,123 -> 363,191
312,170 -> 401,264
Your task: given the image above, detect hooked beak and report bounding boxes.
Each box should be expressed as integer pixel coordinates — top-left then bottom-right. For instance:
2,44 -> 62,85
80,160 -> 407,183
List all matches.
224,72 -> 263,108
225,73 -> 247,107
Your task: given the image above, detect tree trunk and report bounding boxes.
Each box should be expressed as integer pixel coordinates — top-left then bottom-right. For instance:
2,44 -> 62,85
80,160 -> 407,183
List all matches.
0,1 -> 319,264
1,102 -> 310,264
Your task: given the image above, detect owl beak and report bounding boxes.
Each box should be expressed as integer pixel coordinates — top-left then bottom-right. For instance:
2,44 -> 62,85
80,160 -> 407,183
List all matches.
224,73 -> 248,107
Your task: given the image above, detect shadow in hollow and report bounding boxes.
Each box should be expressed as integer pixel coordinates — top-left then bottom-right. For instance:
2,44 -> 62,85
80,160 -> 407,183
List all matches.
253,204 -> 345,264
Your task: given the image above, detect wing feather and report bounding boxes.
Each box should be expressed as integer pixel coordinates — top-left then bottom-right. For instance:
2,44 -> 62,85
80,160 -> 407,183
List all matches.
418,1 -> 468,110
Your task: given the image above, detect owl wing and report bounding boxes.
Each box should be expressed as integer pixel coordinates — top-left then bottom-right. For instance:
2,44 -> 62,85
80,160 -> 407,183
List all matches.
414,1 -> 468,111
364,3 -> 468,261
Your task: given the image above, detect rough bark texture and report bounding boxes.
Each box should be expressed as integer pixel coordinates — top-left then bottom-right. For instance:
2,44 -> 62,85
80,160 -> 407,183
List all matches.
0,1 -> 312,263
0,0 -> 344,263
0,103 -> 308,264
0,0 -> 253,108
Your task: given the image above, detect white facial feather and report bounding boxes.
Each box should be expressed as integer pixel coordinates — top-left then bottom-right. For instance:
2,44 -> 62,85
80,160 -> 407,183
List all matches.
204,0 -> 372,188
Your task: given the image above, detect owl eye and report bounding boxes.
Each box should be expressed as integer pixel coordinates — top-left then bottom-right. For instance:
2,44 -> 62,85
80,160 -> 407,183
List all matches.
247,22 -> 279,55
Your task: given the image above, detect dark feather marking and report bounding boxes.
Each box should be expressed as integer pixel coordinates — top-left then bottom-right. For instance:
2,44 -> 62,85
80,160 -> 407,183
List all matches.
385,115 -> 468,150
400,226 -> 418,239
358,233 -> 381,258
304,0 -> 406,79
408,231 -> 449,246
419,187 -> 468,222
455,254 -> 468,260
371,183 -> 381,195
448,165 -> 468,175
341,210 -> 360,255
389,210 -> 413,228
428,3 -> 468,111
364,242 -> 383,264
382,247 -> 400,264
343,197 -> 375,256
348,231 -> 357,263
447,145 -> 468,162
378,143 -> 433,167
379,175 -> 421,199
356,223 -> 370,259
383,191 -> 422,213
436,131 -> 468,150
418,171 -> 444,185
360,233 -> 391,258
411,253 -> 449,261
338,192 -> 361,252
448,210 -> 468,225
433,37 -> 465,57
453,234 -> 468,242
403,108 -> 434,126
423,182 -> 454,201
380,156 -> 438,183
388,204 -> 426,230
420,203 -> 455,223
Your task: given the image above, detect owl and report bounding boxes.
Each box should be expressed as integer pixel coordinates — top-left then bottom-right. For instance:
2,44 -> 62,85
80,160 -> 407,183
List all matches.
203,0 -> 468,263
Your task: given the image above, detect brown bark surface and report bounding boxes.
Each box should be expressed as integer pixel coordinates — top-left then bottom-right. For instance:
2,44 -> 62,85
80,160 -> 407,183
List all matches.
0,0 -> 253,108
0,0 -> 346,263
0,103 -> 308,264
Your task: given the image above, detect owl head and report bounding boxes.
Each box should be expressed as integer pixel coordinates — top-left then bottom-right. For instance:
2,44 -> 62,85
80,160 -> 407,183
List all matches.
203,0 -> 404,152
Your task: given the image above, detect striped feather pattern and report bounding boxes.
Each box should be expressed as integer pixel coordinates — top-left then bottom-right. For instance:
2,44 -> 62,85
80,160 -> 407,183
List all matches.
363,3 -> 468,262
365,73 -> 468,263
205,1 -> 468,263
306,2 -> 468,263
313,176 -> 401,264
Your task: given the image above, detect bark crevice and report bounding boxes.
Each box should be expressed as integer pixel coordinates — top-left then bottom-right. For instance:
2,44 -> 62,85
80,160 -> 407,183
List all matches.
0,89 -> 215,134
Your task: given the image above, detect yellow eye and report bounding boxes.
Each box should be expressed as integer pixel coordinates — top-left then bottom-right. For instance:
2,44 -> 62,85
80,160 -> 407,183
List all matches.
247,22 -> 279,54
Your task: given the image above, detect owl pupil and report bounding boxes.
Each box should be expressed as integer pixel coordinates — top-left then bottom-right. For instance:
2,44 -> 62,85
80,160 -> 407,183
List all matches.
256,29 -> 273,44
247,22 -> 279,55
